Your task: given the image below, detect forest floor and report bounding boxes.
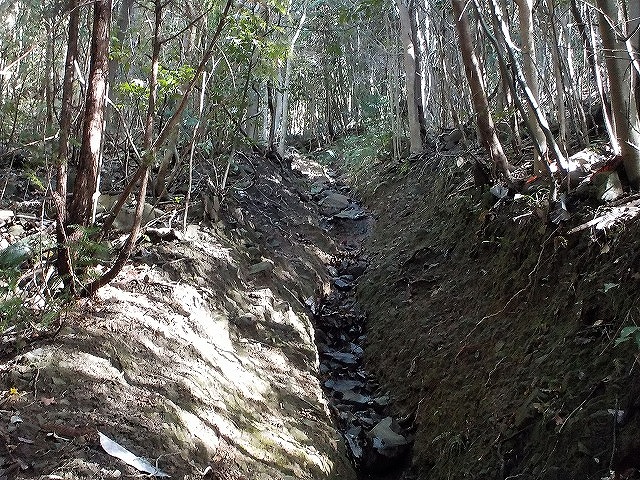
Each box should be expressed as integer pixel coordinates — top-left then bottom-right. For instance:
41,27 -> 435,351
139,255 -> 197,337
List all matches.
1,139 -> 640,480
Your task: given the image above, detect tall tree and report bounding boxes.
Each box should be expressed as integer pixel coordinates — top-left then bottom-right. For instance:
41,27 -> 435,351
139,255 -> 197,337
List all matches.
68,0 -> 112,226
514,0 -> 547,172
595,0 -> 640,187
397,0 -> 423,153
451,0 -> 511,177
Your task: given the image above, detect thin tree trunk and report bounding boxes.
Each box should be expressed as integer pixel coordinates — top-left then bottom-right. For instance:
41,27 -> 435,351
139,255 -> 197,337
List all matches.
596,0 -> 640,187
451,0 -> 511,177
398,0 -> 423,153
68,0 -> 112,226
514,0 -> 548,172
546,0 -> 567,156
53,0 -> 80,292
278,6 -> 307,157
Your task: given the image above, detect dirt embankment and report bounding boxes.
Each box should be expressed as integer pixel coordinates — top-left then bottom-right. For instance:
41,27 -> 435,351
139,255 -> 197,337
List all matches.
345,156 -> 640,479
0,155 -> 356,480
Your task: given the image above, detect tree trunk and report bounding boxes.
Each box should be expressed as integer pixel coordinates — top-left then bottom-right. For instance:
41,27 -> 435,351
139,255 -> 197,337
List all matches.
596,0 -> 640,187
514,0 -> 548,172
68,0 -> 112,226
54,0 -> 80,292
451,0 -> 511,176
278,7 -> 307,157
397,0 -> 423,153
106,0 -> 134,129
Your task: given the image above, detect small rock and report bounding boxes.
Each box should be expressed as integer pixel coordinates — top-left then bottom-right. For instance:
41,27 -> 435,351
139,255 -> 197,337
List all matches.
334,276 -> 353,291
340,260 -> 367,278
373,395 -> 391,408
340,391 -> 371,407
146,227 -> 182,243
324,351 -> 358,365
8,224 -> 25,237
319,192 -> 350,216
368,417 -> 409,448
324,379 -> 365,392
345,426 -> 364,459
249,259 -> 275,275
334,206 -> 366,220
354,410 -> 383,429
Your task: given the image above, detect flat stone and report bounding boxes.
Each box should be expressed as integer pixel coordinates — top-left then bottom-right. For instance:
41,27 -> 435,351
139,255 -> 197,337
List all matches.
368,417 -> 409,448
345,426 -> 363,459
324,351 -> 358,365
324,379 -> 365,392
334,277 -> 353,291
373,395 -> 391,408
319,192 -> 350,216
340,391 -> 371,407
334,206 -> 367,220
340,260 -> 367,278
249,259 -> 275,275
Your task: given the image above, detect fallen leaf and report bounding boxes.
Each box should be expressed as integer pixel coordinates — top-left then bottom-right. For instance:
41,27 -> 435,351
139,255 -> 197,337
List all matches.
41,397 -> 56,406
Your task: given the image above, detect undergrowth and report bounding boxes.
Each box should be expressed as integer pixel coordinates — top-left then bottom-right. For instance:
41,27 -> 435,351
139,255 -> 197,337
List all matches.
317,123 -> 393,187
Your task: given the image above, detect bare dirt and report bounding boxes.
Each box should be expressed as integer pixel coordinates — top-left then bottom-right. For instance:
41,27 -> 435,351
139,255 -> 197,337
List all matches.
342,152 -> 640,480
0,154 -> 359,480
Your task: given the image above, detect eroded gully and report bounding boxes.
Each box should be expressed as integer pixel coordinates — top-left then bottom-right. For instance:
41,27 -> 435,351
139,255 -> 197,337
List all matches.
305,169 -> 414,480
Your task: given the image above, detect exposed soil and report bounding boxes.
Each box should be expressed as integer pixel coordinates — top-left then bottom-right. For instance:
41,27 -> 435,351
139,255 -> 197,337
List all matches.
341,151 -> 640,480
0,154 -> 362,480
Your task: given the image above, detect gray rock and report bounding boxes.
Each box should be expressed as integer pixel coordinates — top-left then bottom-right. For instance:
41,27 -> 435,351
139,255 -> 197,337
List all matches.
340,391 -> 371,407
324,351 -> 358,365
319,192 -> 350,215
345,426 -> 363,459
324,379 -> 365,392
334,206 -> 367,220
368,417 -> 409,448
334,276 -> 353,291
249,259 -> 275,275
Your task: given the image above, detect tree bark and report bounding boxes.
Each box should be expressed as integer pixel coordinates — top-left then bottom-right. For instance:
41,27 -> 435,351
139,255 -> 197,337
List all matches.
397,0 -> 423,153
596,0 -> 640,187
451,0 -> 511,176
68,0 -> 112,226
514,0 -> 547,172
54,0 -> 80,292
278,6 -> 307,157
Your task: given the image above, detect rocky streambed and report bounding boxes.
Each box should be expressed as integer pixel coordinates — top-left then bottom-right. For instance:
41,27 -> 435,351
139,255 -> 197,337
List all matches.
306,174 -> 414,477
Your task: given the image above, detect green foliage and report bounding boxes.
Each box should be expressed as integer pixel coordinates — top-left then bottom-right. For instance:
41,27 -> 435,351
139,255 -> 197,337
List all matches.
318,123 -> 393,186
615,326 -> 640,350
0,237 -> 62,330
69,225 -> 111,272
109,35 -> 130,65
158,65 -> 196,96
24,169 -> 45,191
116,79 -> 148,100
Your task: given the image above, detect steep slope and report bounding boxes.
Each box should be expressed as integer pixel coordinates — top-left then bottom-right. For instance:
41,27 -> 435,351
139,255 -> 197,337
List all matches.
0,155 -> 356,480
346,155 -> 640,479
